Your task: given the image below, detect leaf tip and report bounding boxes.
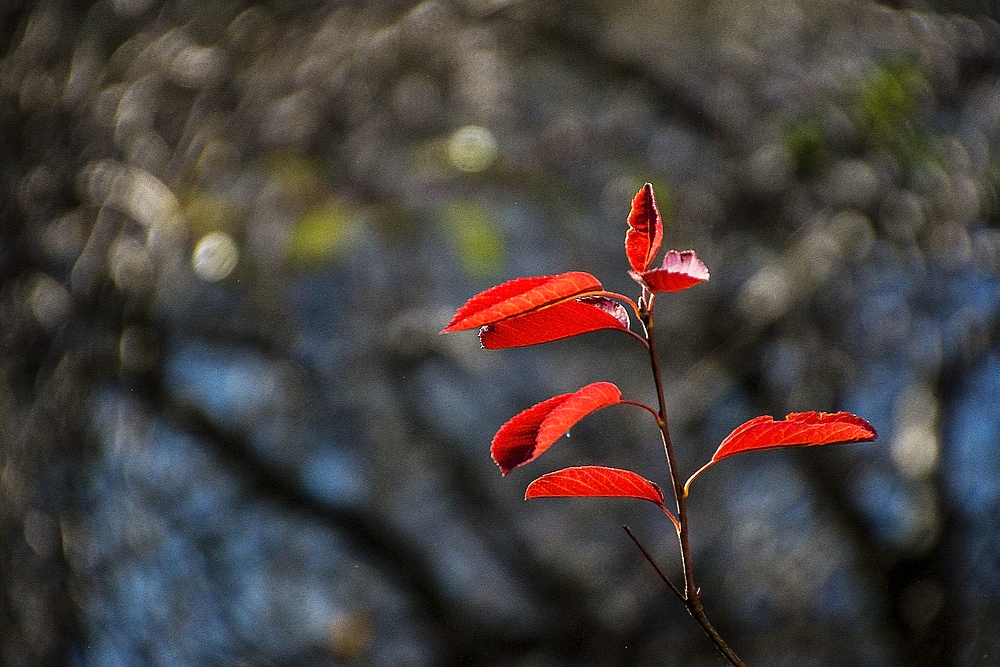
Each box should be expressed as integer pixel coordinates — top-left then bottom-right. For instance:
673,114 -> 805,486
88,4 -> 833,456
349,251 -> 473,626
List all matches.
625,183 -> 664,273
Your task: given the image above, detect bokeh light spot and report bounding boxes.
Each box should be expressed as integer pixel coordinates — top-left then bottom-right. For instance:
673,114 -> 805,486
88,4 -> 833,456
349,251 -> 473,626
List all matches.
738,263 -> 794,325
891,383 -> 939,479
447,125 -> 497,172
29,274 -> 71,329
169,45 -> 225,90
192,232 -> 239,281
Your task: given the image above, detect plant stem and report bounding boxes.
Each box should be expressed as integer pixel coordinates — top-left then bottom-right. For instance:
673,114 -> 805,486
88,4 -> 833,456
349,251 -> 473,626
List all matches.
640,303 -> 748,667
623,525 -> 684,603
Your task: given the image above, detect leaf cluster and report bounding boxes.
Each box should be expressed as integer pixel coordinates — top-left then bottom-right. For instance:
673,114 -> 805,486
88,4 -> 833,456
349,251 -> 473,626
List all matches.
441,183 -> 878,666
443,183 -> 876,512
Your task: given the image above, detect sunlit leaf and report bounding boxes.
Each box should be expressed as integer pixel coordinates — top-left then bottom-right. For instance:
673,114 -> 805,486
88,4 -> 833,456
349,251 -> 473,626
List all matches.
625,183 -> 664,273
685,411 -> 877,493
491,382 -> 622,474
525,466 -> 665,506
630,250 -> 709,293
441,272 -> 603,333
479,296 -> 630,349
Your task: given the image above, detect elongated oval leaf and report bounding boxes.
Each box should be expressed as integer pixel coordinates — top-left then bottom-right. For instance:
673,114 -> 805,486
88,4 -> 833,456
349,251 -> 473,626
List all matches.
625,183 -> 664,273
491,382 -> 622,474
441,272 -> 603,333
479,296 -> 630,349
714,411 -> 877,459
684,411 -> 877,493
630,250 -> 709,293
525,466 -> 665,506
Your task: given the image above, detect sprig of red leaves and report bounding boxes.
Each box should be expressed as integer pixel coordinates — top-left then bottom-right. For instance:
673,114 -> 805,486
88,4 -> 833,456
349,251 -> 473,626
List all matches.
525,466 -> 666,506
625,183 -> 664,273
440,181 -> 877,667
491,382 -> 622,474
684,411 -> 878,493
441,272 -> 603,333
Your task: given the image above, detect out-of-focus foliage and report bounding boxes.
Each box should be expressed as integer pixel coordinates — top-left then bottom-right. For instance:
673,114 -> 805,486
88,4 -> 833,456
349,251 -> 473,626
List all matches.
2,1 -> 1000,666
855,60 -> 928,163
439,201 -> 505,277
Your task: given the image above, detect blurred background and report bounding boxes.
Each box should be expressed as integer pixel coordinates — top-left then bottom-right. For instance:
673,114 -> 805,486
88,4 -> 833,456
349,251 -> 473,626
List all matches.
2,0 -> 1000,665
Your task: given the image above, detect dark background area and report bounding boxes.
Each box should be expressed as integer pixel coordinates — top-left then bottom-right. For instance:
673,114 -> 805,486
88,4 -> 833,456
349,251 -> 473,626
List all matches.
2,0 -> 1000,665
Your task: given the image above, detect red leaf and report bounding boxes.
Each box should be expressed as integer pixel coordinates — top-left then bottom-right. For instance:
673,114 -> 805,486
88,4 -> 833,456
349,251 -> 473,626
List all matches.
491,382 -> 622,474
625,183 -> 664,273
525,466 -> 665,506
441,272 -> 603,333
685,411 -> 877,492
630,250 -> 709,293
715,411 -> 878,459
479,296 -> 630,349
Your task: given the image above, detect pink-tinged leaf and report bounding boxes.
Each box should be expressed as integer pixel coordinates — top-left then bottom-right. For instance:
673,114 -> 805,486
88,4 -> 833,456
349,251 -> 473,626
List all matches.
625,183 -> 664,273
684,411 -> 877,493
491,382 -> 622,474
441,272 -> 603,333
630,250 -> 710,293
479,296 -> 630,349
525,466 -> 666,506
579,296 -> 631,328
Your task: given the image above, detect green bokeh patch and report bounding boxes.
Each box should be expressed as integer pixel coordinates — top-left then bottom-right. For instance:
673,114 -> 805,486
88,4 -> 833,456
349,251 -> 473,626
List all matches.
440,201 -> 505,277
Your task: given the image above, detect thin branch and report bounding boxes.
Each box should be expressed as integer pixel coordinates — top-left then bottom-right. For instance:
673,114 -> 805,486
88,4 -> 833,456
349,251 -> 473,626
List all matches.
623,525 -> 685,603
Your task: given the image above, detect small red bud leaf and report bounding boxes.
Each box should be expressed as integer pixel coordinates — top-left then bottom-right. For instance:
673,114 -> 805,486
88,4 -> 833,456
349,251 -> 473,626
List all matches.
479,296 -> 630,349
630,250 -> 710,293
625,183 -> 664,273
491,382 -> 622,474
684,411 -> 878,493
525,466 -> 666,506
442,272 -> 604,333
